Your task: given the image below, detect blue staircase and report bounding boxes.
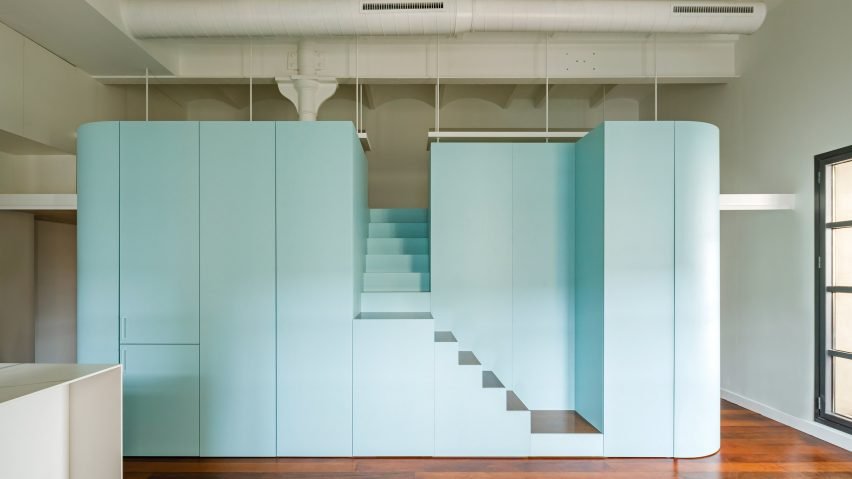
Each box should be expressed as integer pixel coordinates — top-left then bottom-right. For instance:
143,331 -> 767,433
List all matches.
357,209 -> 601,457
364,208 -> 430,292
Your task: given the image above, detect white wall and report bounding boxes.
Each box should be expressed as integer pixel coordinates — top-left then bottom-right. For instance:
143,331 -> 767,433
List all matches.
661,0 -> 852,437
0,211 -> 35,362
0,22 -> 127,154
0,152 -> 76,194
35,221 -> 77,363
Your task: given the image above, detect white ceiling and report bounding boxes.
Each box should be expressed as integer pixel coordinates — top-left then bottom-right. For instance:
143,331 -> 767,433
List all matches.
0,0 -> 171,75
0,0 -> 758,84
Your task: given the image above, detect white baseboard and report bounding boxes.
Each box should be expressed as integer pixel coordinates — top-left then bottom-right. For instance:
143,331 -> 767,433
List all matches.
721,389 -> 852,452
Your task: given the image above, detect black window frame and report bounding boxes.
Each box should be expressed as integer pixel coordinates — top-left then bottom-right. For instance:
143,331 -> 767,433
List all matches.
815,144 -> 852,435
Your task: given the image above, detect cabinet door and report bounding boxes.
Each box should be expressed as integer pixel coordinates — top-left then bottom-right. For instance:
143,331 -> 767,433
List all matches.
77,122 -> 119,364
603,122 -> 675,457
199,122 -> 276,456
122,344 -> 199,456
119,122 -> 199,344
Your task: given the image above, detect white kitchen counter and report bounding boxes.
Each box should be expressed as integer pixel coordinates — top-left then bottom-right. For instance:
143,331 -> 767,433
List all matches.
0,363 -> 122,479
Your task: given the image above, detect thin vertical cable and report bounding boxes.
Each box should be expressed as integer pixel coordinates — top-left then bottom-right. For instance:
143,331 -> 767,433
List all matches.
435,36 -> 440,142
359,84 -> 364,131
603,85 -> 607,122
249,40 -> 254,121
545,35 -> 550,142
145,68 -> 149,121
654,34 -> 659,121
355,36 -> 360,132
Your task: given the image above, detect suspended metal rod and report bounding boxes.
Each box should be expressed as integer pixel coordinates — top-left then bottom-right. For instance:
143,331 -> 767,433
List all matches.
435,36 -> 440,142
249,40 -> 254,121
145,67 -> 149,121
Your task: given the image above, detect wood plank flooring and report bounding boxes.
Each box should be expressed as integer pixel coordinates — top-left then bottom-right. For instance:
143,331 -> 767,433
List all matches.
124,400 -> 852,478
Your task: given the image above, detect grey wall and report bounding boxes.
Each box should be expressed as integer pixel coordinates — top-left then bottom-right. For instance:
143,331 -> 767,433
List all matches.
0,211 -> 35,362
35,220 -> 77,363
660,0 -> 852,429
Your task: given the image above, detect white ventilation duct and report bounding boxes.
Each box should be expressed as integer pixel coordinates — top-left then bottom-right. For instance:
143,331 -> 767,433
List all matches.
122,0 -> 767,38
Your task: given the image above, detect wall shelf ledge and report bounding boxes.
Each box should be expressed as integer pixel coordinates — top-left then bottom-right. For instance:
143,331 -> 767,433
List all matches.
720,194 -> 795,211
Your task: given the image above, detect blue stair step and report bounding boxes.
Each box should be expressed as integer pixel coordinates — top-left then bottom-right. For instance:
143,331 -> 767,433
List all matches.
434,331 -> 457,343
366,254 -> 429,273
458,351 -> 480,366
370,208 -> 428,223
506,391 -> 528,411
363,272 -> 430,292
367,238 -> 429,255
360,292 -> 431,313
483,371 -> 504,388
368,222 -> 428,238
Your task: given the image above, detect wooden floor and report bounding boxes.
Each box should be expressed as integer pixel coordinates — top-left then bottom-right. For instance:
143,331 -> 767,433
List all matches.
125,401 -> 852,478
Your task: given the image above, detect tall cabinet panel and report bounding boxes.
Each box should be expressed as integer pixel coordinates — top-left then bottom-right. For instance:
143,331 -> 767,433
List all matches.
673,122 -> 721,457
430,143 -> 514,385
276,122 -> 359,456
602,122 -> 675,457
122,344 -> 199,456
77,122 -> 119,364
199,122 -> 276,456
511,143 -> 575,411
574,126 -> 605,433
119,122 -> 200,344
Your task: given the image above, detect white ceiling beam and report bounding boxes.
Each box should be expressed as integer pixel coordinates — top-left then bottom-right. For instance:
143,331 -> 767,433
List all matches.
97,33 -> 739,84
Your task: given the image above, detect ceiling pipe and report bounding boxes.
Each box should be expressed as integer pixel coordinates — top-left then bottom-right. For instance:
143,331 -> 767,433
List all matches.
277,40 -> 338,121
122,0 -> 768,38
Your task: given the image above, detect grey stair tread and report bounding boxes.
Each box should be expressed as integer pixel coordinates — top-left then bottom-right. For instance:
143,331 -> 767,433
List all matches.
458,351 -> 480,366
434,331 -> 457,343
356,312 -> 433,320
482,370 -> 504,388
530,410 -> 600,434
507,391 -> 528,411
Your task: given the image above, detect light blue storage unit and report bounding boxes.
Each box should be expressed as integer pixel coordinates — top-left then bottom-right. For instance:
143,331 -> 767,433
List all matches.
353,317 -> 434,456
276,121 -> 366,456
119,122 -> 200,345
77,120 -> 718,459
511,143 -> 575,411
199,122 -> 277,456
574,126 -> 605,433
601,122 -> 675,457
430,143 -> 514,387
673,122 -> 721,458
77,122 -> 119,364
121,344 -> 199,456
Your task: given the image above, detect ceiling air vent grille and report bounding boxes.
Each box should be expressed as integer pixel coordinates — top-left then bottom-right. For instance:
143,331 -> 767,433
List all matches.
362,1 -> 445,12
673,5 -> 755,14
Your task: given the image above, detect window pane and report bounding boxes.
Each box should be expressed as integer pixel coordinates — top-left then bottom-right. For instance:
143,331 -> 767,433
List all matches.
832,227 -> 852,286
834,358 -> 852,420
833,161 -> 852,222
835,294 -> 852,353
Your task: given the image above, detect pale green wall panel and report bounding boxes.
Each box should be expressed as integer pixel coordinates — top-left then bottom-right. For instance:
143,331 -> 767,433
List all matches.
574,124 -> 606,432
353,133 -> 368,312
511,143 -> 575,410
276,121 -> 359,456
603,122 -> 675,457
673,122 -> 721,458
353,319 -> 434,456
76,122 -> 119,364
122,344 -> 199,456
119,122 -> 199,344
199,122 -> 276,456
430,143 -> 514,387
